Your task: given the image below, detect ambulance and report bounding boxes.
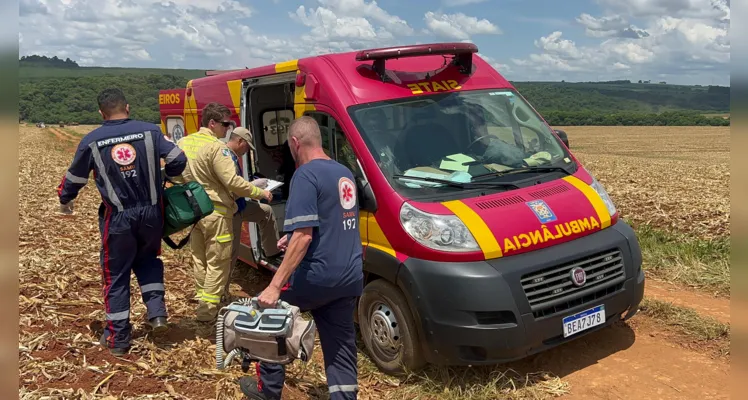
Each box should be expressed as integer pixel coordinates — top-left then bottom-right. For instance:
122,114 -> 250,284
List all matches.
158,42 -> 645,375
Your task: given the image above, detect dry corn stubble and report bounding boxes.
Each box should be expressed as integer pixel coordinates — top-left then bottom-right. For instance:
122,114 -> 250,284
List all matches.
19,124 -> 566,399
561,126 -> 730,241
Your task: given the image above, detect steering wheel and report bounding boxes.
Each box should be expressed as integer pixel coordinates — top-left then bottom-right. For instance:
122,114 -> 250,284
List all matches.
467,134 -> 502,151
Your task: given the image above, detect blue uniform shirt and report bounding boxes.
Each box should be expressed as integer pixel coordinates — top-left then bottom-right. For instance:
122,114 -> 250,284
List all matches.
283,159 -> 364,297
57,118 -> 187,211
230,151 -> 247,215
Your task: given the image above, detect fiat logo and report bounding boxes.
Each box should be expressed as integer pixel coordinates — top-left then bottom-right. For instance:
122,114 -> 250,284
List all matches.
570,267 -> 587,287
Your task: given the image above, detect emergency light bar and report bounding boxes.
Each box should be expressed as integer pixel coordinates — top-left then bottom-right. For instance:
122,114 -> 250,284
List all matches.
355,42 -> 478,80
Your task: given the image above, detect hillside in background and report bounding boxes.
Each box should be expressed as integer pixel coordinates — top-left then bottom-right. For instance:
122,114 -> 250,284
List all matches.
513,81 -> 729,114
18,57 -> 730,126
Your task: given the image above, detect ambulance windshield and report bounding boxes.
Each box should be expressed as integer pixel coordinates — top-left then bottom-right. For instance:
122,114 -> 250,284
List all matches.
348,89 -> 574,197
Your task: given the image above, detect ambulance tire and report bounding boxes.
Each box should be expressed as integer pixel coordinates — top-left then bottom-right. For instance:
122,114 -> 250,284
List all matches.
358,279 -> 426,376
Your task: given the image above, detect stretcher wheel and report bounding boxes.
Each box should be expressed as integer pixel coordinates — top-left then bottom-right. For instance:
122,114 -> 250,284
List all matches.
358,279 -> 426,376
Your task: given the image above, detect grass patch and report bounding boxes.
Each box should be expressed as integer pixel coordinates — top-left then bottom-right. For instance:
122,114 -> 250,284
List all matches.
61,127 -> 85,138
639,297 -> 730,357
391,367 -> 570,400
634,223 -> 730,296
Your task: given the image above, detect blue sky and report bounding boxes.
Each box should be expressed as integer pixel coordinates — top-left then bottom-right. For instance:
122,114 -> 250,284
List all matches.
19,0 -> 730,85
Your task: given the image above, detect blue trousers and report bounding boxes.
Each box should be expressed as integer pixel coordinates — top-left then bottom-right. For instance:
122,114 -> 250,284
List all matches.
98,203 -> 167,349
255,284 -> 359,400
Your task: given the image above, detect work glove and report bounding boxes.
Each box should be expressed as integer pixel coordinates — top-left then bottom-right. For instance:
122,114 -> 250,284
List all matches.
251,178 -> 268,189
59,200 -> 75,215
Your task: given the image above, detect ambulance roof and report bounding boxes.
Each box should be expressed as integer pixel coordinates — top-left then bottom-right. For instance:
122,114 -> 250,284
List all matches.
189,43 -> 516,106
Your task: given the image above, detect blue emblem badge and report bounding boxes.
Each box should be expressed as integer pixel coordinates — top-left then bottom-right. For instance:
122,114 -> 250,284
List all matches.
526,200 -> 557,223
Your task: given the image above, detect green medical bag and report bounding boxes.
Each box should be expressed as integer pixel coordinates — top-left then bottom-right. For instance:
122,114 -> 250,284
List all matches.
162,180 -> 214,249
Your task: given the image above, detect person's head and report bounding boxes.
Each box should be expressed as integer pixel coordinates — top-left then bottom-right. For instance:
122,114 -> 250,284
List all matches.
226,126 -> 254,156
97,88 -> 130,120
200,102 -> 232,138
287,116 -> 328,165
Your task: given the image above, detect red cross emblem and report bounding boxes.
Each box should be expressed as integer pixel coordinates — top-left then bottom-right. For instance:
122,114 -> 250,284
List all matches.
338,177 -> 356,210
342,185 -> 353,202
111,143 -> 137,166
117,147 -> 132,160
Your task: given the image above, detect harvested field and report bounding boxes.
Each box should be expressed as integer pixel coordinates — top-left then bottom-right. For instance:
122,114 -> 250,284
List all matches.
560,126 -> 730,241
19,125 -> 730,399
560,126 -> 731,295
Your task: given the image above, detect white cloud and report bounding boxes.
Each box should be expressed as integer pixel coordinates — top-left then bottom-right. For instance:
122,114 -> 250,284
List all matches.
291,6 -> 378,41
19,0 -> 49,16
16,0 -> 729,85
317,0 -> 414,36
18,0 -> 255,65
478,53 -> 512,75
424,11 -> 501,40
442,0 -> 490,6
576,13 -> 650,38
512,0 -> 729,83
595,0 -> 729,21
272,0 -> 419,59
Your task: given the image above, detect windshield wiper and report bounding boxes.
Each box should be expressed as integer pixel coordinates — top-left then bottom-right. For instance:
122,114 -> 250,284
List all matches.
472,165 -> 570,180
392,174 -> 518,189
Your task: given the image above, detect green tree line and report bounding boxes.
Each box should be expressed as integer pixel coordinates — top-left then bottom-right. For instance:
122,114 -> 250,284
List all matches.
20,74 -> 189,124
543,110 -> 729,126
19,63 -> 730,126
20,55 -> 80,68
511,82 -> 729,114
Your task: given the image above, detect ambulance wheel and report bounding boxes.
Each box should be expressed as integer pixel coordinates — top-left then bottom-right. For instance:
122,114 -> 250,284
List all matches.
358,279 -> 426,376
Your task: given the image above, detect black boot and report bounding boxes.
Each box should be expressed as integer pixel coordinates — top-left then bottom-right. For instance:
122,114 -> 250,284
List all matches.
99,335 -> 129,356
149,316 -> 168,333
238,376 -> 278,400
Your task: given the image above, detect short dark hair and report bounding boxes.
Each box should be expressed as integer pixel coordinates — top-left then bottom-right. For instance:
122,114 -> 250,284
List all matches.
201,102 -> 231,127
97,88 -> 128,115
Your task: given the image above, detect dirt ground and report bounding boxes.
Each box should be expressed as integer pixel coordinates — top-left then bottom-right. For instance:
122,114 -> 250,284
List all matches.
18,124 -> 730,399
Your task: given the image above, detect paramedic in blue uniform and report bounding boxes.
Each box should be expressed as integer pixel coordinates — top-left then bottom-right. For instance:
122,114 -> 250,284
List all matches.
239,116 -> 363,400
56,88 -> 187,356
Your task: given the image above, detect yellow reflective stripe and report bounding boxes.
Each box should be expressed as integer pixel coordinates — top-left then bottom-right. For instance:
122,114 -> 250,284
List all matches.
250,185 -> 262,198
275,59 -> 298,73
213,205 -> 228,215
562,176 -> 611,229
362,211 -> 396,257
216,234 -> 232,243
201,293 -> 221,304
442,200 -> 503,259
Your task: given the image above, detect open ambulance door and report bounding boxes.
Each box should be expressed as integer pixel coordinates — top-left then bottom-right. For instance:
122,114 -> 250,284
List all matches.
237,72 -> 297,271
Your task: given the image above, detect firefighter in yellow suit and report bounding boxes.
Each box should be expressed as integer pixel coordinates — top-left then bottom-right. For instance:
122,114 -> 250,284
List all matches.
175,102 -> 272,322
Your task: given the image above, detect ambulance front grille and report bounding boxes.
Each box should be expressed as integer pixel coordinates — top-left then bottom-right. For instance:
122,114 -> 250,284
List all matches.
520,249 -> 625,318
528,184 -> 570,199
475,195 -> 525,210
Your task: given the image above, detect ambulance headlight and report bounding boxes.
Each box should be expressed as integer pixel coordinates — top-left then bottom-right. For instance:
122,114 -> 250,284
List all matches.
590,176 -> 617,216
400,203 -> 479,252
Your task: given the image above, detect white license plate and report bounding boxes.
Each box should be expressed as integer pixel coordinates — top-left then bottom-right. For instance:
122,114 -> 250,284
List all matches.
562,304 -> 605,338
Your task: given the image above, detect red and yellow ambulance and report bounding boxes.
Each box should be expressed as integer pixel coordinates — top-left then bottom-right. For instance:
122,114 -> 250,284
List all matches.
158,43 -> 645,375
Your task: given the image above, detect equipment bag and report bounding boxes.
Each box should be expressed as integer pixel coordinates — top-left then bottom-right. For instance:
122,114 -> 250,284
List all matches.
162,179 -> 214,249
216,298 -> 317,370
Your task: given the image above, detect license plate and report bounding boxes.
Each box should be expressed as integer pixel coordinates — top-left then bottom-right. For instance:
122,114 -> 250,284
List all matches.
562,304 -> 605,338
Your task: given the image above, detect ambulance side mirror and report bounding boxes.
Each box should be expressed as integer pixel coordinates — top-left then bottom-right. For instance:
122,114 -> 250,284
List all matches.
553,129 -> 570,149
356,176 -> 377,213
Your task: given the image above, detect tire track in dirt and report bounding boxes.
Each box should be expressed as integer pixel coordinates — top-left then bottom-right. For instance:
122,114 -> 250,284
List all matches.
645,279 -> 730,324
46,127 -> 81,150
509,317 -> 729,400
